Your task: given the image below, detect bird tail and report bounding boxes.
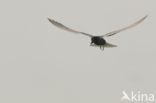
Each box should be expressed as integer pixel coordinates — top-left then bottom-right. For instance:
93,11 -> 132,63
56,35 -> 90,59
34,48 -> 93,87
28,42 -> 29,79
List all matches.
105,42 -> 117,48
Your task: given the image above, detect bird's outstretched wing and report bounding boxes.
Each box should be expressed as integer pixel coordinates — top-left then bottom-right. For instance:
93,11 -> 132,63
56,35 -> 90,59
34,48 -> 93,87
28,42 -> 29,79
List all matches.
48,18 -> 93,37
101,15 -> 148,37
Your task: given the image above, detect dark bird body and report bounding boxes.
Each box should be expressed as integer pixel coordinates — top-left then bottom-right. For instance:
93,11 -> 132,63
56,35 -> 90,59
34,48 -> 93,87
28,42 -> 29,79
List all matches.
91,37 -> 106,50
48,15 -> 147,50
91,37 -> 106,45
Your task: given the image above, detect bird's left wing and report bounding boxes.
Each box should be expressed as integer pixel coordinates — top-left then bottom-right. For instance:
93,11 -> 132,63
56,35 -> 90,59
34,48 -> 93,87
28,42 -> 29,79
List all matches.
48,18 -> 93,37
101,15 -> 148,37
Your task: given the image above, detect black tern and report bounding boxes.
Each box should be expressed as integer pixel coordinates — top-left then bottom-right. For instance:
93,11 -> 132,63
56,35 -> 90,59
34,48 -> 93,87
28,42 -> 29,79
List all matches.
48,15 -> 147,50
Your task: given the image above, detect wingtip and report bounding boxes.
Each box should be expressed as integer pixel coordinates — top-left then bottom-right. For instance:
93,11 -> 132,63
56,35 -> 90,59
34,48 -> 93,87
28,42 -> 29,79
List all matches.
47,17 -> 51,21
145,14 -> 148,17
143,15 -> 148,19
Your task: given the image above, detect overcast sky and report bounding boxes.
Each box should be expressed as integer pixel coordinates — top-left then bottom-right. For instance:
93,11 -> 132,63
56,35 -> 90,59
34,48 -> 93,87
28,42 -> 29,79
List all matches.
0,0 -> 155,103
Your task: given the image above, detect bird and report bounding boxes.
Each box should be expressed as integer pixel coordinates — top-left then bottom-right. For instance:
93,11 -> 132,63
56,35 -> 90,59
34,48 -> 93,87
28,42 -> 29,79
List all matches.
48,15 -> 147,50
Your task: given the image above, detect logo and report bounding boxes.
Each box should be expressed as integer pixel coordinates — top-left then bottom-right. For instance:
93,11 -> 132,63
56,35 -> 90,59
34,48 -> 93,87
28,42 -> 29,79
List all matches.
121,91 -> 155,102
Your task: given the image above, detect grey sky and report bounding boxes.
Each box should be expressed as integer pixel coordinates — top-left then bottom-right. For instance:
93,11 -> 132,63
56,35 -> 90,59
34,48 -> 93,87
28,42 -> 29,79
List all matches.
0,0 -> 155,103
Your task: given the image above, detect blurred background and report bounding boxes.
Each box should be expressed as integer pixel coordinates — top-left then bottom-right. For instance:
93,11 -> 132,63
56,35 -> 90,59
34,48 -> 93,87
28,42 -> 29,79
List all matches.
0,0 -> 155,103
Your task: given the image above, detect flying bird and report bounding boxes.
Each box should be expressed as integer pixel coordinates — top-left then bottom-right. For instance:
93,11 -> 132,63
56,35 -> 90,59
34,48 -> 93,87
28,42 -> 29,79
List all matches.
48,15 -> 147,50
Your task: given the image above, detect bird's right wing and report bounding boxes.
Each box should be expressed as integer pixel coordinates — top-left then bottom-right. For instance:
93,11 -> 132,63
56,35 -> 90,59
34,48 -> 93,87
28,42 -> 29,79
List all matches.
48,18 -> 93,37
